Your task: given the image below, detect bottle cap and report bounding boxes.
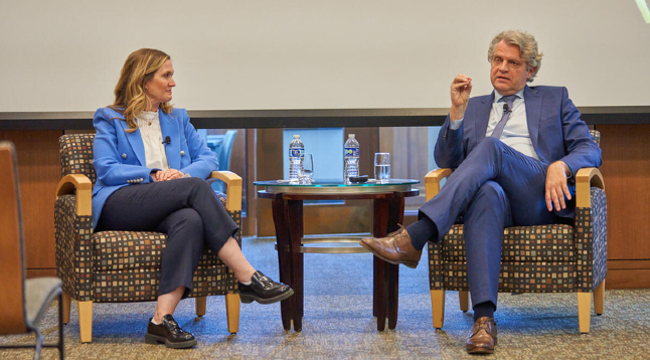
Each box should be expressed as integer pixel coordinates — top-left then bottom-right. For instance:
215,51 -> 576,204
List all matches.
293,135 -> 300,139
348,134 -> 355,138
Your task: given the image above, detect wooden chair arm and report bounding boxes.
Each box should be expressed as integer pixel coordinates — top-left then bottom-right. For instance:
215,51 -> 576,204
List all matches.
576,168 -> 605,208
425,168 -> 453,201
56,174 -> 92,216
209,171 -> 242,211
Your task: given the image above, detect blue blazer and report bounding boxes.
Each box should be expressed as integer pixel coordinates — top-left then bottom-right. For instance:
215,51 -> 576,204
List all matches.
91,107 -> 218,229
434,85 -> 602,174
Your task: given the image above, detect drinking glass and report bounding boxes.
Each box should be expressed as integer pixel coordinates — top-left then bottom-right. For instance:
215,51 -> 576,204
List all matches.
299,153 -> 314,184
374,153 -> 391,183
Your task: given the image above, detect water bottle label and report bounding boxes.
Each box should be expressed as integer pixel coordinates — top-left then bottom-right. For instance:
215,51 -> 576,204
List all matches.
289,148 -> 304,157
344,148 -> 359,157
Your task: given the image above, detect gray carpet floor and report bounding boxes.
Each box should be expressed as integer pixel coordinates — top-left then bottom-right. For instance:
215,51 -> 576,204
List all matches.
2,236 -> 649,359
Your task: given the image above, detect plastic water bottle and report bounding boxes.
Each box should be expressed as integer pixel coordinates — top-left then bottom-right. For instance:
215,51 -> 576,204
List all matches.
288,135 -> 304,183
344,134 -> 359,183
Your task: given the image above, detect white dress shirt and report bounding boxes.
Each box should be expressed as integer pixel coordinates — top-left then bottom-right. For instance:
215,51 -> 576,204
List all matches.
136,111 -> 170,170
450,89 -> 539,160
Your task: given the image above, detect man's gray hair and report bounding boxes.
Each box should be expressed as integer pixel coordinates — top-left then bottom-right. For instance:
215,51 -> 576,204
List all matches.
487,30 -> 544,83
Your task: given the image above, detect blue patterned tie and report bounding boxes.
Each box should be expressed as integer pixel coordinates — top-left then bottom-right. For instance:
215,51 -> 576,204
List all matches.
491,95 -> 517,139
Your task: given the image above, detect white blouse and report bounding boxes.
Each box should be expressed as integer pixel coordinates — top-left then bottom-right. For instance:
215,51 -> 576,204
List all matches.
136,111 -> 170,170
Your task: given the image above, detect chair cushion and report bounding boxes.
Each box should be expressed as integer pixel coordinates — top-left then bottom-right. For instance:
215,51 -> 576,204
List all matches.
443,223 -> 575,263
90,230 -> 233,302
92,231 -> 166,272
92,230 -> 219,272
91,265 -> 233,302
441,261 -> 577,293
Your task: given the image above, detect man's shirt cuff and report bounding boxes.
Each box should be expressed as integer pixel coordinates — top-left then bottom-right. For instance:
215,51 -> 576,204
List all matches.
449,117 -> 464,130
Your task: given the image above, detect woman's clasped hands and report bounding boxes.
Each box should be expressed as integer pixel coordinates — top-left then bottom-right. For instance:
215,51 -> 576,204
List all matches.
152,169 -> 185,182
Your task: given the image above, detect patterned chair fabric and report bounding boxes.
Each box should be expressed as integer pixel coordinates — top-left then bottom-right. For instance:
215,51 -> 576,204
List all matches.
428,188 -> 607,293
55,134 -> 240,304
427,129 -> 607,330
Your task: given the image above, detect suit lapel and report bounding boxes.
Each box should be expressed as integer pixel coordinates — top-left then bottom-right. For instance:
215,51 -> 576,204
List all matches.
119,120 -> 147,166
160,109 -> 181,169
524,86 -> 541,152
474,92 -> 495,146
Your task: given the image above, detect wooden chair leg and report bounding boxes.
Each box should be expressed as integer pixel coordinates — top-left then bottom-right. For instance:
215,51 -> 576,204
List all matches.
431,289 -> 445,329
594,279 -> 605,316
62,292 -> 71,324
195,296 -> 207,317
459,290 -> 470,312
78,300 -> 93,343
577,292 -> 591,334
225,292 -> 240,334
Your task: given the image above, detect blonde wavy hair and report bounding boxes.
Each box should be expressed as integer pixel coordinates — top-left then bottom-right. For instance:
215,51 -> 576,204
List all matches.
487,30 -> 544,83
109,48 -> 173,133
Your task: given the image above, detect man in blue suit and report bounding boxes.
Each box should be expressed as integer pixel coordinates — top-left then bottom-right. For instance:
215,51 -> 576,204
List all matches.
361,30 -> 601,354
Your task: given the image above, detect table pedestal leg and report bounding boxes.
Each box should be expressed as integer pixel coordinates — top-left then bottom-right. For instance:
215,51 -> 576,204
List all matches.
271,198 -> 304,331
372,198 -> 390,331
373,257 -> 386,330
371,197 -> 404,331
287,199 -> 304,331
387,263 -> 399,329
386,197 -> 404,330
271,198 -> 293,331
373,261 -> 379,317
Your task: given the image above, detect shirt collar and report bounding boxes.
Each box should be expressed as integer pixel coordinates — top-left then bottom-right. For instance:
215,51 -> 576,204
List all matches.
137,111 -> 160,123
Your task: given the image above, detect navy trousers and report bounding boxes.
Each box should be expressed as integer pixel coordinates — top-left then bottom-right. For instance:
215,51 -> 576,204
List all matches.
418,137 -> 572,308
95,177 -> 239,297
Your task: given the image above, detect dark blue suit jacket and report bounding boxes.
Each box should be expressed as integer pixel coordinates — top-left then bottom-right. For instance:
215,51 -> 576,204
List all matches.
434,85 -> 602,175
91,107 -> 218,229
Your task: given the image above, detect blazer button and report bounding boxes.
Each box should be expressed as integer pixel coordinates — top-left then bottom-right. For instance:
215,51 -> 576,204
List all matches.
180,151 -> 185,157
122,153 -> 127,159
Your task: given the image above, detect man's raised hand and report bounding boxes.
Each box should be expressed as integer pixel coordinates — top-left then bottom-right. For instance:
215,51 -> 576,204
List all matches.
450,74 -> 472,121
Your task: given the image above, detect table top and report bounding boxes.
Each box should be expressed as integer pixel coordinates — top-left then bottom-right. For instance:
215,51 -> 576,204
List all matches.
254,178 -> 420,195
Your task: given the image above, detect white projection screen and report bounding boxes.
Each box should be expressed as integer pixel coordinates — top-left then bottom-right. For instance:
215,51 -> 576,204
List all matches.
1,0 -> 649,113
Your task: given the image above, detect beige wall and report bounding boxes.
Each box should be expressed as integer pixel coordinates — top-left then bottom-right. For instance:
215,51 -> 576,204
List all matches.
1,1 -> 650,113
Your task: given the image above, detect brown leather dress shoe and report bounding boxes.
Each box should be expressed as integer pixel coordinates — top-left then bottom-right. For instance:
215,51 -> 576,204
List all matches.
359,225 -> 422,268
466,317 -> 497,355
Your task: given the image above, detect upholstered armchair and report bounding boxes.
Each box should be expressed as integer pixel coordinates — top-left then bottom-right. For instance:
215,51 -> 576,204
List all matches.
426,130 -> 606,333
54,134 -> 243,343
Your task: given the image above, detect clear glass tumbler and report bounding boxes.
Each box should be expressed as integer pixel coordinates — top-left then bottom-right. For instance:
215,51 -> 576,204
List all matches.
374,153 -> 391,183
299,153 -> 314,184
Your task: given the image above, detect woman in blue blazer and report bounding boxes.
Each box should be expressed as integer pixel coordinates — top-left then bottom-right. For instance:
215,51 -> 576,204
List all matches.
93,48 -> 293,348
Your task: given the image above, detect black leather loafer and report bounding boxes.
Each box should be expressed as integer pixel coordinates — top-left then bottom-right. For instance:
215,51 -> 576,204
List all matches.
239,271 -> 294,305
145,314 -> 197,349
